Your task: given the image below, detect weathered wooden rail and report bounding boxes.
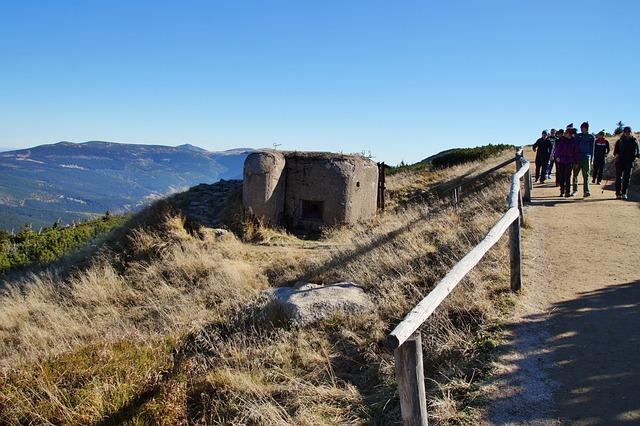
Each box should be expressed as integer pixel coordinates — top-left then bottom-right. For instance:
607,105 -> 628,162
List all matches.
441,155 -> 519,206
386,148 -> 531,425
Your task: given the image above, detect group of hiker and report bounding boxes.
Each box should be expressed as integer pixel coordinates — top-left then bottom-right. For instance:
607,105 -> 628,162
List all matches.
532,122 -> 640,200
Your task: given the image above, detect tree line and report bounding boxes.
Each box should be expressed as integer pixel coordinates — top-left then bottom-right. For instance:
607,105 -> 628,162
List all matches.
389,143 -> 514,175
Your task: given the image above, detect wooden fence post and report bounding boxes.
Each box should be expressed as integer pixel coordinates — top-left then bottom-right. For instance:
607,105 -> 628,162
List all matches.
523,170 -> 531,203
518,190 -> 525,222
509,215 -> 522,292
395,331 -> 428,426
377,162 -> 386,210
516,146 -> 531,203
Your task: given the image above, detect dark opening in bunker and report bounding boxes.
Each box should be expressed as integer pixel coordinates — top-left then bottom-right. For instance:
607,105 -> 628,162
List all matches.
300,200 -> 324,221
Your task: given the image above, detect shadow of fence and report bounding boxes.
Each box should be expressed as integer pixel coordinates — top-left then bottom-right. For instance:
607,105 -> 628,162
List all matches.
487,279 -> 640,424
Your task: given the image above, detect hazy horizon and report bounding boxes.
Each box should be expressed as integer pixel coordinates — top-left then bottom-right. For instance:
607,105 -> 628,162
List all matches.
0,140 -> 257,154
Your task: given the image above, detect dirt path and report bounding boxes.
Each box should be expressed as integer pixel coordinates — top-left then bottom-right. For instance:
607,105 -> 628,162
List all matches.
483,156 -> 640,425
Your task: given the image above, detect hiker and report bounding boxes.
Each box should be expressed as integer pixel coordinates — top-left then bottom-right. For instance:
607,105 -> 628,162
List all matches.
554,126 -> 578,197
533,130 -> 553,183
546,129 -> 557,180
613,126 -> 640,200
553,129 -> 565,186
572,121 -> 595,197
592,130 -> 610,185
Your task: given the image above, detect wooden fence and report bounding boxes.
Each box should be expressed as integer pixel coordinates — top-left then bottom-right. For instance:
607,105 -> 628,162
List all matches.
386,148 -> 531,425
442,155 -> 520,206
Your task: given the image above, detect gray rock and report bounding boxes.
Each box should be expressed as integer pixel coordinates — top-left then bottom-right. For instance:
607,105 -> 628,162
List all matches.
212,228 -> 229,237
265,282 -> 374,325
174,179 -> 242,229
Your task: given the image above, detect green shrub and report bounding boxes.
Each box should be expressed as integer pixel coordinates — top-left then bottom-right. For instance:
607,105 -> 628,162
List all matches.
0,215 -> 126,274
431,144 -> 513,168
388,144 -> 513,175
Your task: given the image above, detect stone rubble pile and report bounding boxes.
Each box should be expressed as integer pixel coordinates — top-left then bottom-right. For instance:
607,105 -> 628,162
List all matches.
173,179 -> 242,228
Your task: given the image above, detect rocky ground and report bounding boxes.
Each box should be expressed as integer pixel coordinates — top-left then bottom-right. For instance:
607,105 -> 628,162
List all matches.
169,179 -> 242,228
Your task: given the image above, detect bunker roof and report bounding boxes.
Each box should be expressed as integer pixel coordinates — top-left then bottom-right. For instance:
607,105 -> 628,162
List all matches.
258,150 -> 372,162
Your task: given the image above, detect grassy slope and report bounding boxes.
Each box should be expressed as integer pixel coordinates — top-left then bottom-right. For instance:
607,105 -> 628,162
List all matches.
0,152 -> 518,425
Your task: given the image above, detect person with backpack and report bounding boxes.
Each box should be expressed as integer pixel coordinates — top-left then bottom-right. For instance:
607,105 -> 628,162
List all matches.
554,126 -> 578,197
572,121 -> 595,197
592,130 -> 610,185
533,130 -> 553,183
613,126 -> 640,200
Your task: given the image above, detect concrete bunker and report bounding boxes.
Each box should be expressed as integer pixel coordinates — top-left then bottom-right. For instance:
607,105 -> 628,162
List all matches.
243,151 -> 380,229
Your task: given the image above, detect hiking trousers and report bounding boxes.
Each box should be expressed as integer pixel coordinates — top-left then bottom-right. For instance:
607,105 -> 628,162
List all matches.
615,162 -> 633,196
593,156 -> 606,183
535,158 -> 549,182
558,162 -> 573,195
572,159 -> 591,194
546,159 -> 554,177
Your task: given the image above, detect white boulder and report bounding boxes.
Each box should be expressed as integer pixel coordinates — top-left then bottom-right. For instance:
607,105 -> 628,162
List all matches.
265,282 -> 375,325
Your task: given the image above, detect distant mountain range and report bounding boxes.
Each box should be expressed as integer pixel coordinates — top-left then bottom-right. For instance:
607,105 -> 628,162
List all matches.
0,141 -> 253,230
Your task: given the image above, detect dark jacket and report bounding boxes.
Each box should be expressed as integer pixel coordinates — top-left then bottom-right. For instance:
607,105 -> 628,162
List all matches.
533,137 -> 553,162
614,135 -> 640,165
593,137 -> 610,160
574,132 -> 595,161
554,136 -> 578,164
547,136 -> 557,158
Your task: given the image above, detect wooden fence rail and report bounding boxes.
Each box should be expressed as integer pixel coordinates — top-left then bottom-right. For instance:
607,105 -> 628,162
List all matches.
439,155 -> 518,206
386,148 -> 530,425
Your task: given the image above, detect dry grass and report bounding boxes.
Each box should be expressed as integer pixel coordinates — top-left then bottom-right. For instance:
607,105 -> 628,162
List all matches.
0,154 -> 517,425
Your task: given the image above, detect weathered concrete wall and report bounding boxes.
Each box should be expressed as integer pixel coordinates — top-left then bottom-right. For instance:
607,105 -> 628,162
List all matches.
283,154 -> 378,228
242,151 -> 378,229
242,151 -> 286,224
341,157 -> 379,223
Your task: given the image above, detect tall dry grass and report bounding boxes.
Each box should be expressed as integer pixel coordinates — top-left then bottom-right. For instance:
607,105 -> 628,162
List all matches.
0,154 -> 517,425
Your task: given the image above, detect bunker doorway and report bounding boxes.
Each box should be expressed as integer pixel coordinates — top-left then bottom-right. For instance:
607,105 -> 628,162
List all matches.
300,200 -> 324,221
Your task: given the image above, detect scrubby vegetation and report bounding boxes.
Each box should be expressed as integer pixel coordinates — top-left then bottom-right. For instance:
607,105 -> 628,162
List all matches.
0,151 -> 517,424
430,144 -> 513,169
0,214 -> 127,274
389,144 -> 513,175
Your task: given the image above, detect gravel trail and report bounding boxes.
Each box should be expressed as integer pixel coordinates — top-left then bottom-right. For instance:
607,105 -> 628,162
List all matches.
483,157 -> 640,425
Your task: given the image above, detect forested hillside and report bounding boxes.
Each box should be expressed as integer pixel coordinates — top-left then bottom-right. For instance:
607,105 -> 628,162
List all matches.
0,141 -> 251,230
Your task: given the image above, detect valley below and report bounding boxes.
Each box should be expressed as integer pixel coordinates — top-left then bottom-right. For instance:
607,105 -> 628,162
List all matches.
0,141 -> 252,230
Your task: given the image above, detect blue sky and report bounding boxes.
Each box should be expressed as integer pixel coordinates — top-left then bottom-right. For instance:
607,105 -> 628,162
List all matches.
1,1 -> 638,164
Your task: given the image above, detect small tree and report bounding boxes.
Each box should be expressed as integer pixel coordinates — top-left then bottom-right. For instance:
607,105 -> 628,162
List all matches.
15,223 -> 33,243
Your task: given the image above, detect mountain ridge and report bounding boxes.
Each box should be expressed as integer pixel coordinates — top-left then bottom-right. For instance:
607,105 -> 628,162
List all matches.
0,140 -> 253,230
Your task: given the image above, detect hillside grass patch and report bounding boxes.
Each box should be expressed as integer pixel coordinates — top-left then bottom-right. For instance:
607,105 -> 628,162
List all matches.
0,153 -> 518,424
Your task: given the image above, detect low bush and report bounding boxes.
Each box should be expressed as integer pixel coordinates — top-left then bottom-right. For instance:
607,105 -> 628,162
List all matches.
388,144 -> 513,175
0,215 -> 126,274
430,144 -> 513,169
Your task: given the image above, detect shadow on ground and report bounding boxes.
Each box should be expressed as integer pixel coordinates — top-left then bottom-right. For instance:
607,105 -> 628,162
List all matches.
489,280 -> 640,424
529,181 -> 640,207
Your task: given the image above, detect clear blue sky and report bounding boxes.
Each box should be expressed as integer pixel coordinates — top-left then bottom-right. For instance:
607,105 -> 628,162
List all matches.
1,1 -> 638,164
